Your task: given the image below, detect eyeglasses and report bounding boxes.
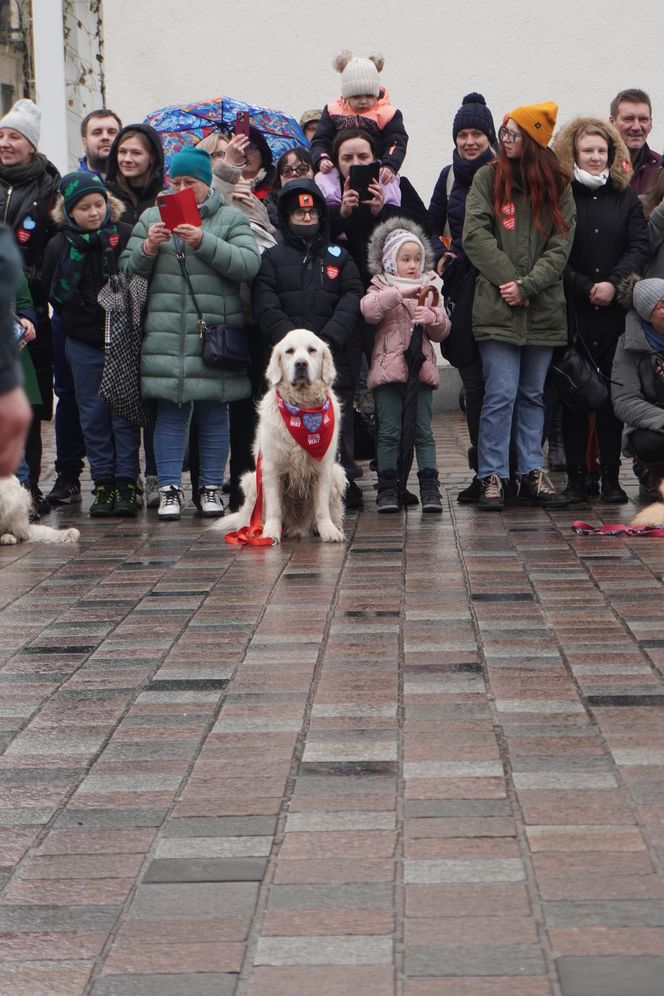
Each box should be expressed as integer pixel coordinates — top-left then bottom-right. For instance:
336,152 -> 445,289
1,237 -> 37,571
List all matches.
210,151 -> 226,160
499,127 -> 522,143
280,164 -> 311,179
291,207 -> 319,221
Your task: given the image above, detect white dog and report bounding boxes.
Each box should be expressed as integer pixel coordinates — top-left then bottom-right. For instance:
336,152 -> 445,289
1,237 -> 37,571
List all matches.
215,329 -> 346,543
0,476 -> 80,545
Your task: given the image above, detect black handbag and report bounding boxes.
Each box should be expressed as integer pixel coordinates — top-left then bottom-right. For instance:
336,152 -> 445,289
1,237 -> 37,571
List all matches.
174,242 -> 250,371
547,329 -> 609,413
440,263 -> 479,369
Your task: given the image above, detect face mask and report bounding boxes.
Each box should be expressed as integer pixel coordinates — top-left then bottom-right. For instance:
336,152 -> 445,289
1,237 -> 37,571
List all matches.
289,221 -> 320,240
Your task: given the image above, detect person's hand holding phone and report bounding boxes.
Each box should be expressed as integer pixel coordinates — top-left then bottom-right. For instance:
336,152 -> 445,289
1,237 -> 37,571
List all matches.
173,224 -> 203,249
340,177 -> 360,218
18,318 -> 35,349
225,133 -> 250,168
366,178 -> 385,217
144,222 -> 171,256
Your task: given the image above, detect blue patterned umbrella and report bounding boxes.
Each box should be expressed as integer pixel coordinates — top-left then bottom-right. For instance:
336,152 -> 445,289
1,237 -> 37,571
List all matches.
144,96 -> 307,172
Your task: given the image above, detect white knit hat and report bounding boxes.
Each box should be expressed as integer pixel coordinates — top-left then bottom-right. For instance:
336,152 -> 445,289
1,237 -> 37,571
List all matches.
382,228 -> 425,276
334,51 -> 383,100
633,278 -> 664,321
0,99 -> 40,149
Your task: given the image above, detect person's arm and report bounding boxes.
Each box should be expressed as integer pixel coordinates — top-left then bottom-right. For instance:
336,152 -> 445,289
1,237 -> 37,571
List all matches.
517,185 -> 577,298
195,210 -> 261,283
360,283 -> 402,324
319,254 -> 362,348
612,333 -> 664,431
119,209 -> 167,277
462,167 -> 517,286
378,109 -> 408,176
608,190 -> 650,285
648,200 -> 664,255
428,166 -> 451,241
250,252 -> 296,345
310,107 -> 336,172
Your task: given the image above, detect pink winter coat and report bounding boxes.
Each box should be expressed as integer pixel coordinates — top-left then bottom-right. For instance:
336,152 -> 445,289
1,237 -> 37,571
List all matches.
361,276 -> 450,389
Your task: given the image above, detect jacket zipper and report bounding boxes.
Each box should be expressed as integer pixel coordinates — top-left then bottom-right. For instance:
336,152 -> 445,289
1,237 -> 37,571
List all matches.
2,185 -> 12,225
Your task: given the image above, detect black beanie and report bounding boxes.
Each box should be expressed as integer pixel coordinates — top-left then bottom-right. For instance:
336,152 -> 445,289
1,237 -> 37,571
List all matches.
452,92 -> 496,144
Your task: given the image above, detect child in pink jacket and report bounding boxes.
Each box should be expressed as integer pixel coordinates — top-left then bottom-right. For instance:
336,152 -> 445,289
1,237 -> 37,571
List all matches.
361,217 -> 450,513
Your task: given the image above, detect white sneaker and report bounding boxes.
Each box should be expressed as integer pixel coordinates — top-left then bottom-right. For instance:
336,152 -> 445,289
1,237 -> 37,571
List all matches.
158,485 -> 184,520
198,486 -> 224,518
145,475 -> 160,509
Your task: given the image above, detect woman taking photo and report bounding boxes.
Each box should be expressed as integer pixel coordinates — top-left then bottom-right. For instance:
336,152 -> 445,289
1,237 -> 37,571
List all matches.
463,100 -> 576,510
121,147 -> 260,521
552,117 -> 649,503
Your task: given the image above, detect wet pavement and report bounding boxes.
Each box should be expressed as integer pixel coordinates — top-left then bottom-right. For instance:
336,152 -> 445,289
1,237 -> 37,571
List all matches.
1,412 -> 664,996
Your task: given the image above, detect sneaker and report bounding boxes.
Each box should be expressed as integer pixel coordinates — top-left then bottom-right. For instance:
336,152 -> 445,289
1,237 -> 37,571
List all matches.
344,479 -> 364,510
46,476 -> 81,506
197,486 -> 224,518
30,485 -> 51,516
457,476 -> 481,504
114,481 -> 139,517
90,483 -> 117,518
478,473 -> 504,510
144,475 -> 160,509
519,468 -> 569,508
158,486 -> 184,521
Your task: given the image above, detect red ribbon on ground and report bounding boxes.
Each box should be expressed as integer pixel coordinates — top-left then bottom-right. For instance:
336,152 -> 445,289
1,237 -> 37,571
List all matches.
572,520 -> 664,537
224,453 -> 275,546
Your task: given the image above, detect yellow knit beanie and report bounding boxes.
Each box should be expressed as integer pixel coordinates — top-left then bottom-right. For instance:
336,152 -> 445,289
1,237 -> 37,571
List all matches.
508,101 -> 558,148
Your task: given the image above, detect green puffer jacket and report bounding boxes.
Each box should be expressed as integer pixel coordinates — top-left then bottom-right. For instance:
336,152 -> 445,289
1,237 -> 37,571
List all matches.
121,190 -> 260,404
463,163 -> 576,347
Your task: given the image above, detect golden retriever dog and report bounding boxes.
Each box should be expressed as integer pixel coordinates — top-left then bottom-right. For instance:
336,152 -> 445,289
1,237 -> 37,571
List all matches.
215,329 -> 346,543
0,476 -> 80,545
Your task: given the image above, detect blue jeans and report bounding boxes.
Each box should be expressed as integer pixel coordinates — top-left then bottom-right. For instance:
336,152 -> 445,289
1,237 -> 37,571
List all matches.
52,313 -> 86,479
477,340 -> 553,479
65,337 -> 140,483
154,399 -> 229,489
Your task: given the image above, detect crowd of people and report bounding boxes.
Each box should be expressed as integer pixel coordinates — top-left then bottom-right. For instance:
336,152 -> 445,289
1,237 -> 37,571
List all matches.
1,53 -> 664,527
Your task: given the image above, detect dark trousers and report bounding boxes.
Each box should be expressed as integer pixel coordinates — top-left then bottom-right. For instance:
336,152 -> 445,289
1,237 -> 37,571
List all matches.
51,314 -> 86,480
631,428 -> 664,467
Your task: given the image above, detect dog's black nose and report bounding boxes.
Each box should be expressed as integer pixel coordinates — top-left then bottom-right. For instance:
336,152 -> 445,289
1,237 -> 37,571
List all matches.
293,360 -> 308,378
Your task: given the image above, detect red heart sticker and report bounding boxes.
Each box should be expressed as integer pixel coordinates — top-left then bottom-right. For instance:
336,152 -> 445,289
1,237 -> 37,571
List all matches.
16,229 -> 30,244
108,233 -> 119,248
325,265 -> 340,280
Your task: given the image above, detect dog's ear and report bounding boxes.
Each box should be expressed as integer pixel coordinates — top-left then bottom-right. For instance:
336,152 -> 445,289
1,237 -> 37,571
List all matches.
265,344 -> 284,387
321,344 -> 336,387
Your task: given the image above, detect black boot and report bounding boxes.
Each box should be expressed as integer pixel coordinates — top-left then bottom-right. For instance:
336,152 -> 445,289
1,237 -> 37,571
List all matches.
600,464 -> 628,504
458,447 -> 480,503
418,468 -> 443,513
376,470 -> 400,513
560,465 -> 587,505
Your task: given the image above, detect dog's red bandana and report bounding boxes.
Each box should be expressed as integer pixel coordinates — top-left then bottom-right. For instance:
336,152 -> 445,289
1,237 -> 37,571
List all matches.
276,392 -> 335,462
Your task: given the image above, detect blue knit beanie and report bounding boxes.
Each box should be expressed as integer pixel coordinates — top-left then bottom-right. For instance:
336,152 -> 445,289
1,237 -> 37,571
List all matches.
170,147 -> 212,186
453,93 -> 496,144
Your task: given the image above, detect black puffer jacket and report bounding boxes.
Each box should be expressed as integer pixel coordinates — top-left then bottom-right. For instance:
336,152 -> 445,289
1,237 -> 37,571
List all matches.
105,124 -> 165,226
251,179 -> 363,390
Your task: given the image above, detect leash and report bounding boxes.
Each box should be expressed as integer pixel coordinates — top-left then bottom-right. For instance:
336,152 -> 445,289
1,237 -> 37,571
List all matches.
572,519 -> 664,538
224,454 -> 276,546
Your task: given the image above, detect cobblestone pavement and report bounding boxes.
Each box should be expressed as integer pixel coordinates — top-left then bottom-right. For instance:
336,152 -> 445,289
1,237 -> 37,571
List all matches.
1,412 -> 664,995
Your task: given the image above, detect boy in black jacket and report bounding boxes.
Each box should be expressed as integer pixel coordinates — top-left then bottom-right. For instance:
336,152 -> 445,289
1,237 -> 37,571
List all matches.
252,178 -> 364,508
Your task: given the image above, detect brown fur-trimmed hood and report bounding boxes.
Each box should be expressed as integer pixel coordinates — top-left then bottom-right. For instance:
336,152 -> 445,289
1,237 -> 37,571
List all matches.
553,116 -> 633,191
51,191 -> 126,227
366,215 -> 433,276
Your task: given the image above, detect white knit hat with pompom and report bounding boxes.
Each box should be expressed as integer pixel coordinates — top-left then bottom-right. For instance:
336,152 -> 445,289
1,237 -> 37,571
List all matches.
334,50 -> 384,99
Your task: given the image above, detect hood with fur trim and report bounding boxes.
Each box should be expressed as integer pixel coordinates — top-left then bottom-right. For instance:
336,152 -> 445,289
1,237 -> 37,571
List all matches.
553,116 -> 633,191
51,191 -> 126,227
366,215 -> 433,276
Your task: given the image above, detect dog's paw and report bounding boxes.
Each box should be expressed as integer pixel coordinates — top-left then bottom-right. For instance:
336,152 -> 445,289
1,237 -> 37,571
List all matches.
317,520 -> 345,543
61,528 -> 80,544
0,533 -> 18,545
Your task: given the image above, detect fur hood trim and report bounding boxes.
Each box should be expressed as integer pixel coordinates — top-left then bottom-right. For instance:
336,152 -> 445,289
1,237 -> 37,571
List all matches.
366,215 -> 433,275
552,116 -> 633,191
51,191 -> 126,226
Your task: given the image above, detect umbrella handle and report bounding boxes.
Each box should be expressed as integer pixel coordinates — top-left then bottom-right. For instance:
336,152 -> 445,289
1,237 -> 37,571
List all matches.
418,286 -> 440,309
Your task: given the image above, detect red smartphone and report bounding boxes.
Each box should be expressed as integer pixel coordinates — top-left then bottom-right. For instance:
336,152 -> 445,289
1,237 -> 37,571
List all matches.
157,187 -> 201,230
234,111 -> 250,136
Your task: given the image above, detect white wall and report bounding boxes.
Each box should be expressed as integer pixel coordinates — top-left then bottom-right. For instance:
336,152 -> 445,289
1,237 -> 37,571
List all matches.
103,0 -> 664,203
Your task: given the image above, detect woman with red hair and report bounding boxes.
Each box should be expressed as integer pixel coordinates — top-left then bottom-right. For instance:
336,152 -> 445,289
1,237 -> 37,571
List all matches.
463,101 -> 576,510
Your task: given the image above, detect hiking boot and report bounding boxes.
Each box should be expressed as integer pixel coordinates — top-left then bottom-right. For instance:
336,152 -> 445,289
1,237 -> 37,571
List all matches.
376,470 -> 400,513
228,482 -> 244,512
478,473 -> 504,510
519,468 -> 569,507
560,465 -> 587,505
418,468 -> 443,513
344,479 -> 364,510
197,486 -> 224,518
158,486 -> 184,520
30,485 -> 50,516
600,464 -> 628,504
144,475 -> 160,509
46,476 -> 81,506
90,482 -> 117,518
457,476 -> 481,504
114,481 -> 139,517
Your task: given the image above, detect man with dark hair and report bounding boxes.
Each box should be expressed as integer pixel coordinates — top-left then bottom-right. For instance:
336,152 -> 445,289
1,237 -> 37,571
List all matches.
609,88 -> 661,194
79,109 -> 122,179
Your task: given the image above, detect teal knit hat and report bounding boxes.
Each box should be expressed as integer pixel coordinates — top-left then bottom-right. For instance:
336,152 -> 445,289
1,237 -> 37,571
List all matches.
60,171 -> 108,213
170,147 -> 212,186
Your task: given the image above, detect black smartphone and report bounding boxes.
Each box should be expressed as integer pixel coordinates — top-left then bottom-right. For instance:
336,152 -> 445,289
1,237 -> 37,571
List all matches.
349,161 -> 380,199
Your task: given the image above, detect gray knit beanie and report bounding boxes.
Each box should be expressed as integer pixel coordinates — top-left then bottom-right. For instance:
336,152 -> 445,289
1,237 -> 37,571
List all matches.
633,278 -> 664,321
0,99 -> 40,149
334,51 -> 383,100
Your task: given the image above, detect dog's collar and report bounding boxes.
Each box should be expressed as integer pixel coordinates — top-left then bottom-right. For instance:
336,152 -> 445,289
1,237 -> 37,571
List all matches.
275,391 -> 335,462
